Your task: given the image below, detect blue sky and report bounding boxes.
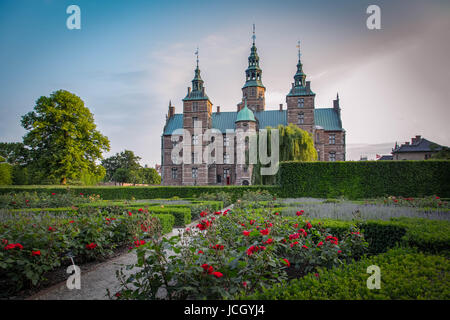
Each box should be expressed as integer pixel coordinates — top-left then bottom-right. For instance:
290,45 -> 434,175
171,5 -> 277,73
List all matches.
1,0 -> 449,165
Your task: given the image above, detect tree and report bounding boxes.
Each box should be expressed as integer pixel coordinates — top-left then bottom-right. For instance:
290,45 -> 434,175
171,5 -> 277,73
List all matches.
0,142 -> 30,166
252,124 -> 317,185
431,146 -> 450,160
140,167 -> 161,185
21,90 -> 110,184
102,150 -> 142,183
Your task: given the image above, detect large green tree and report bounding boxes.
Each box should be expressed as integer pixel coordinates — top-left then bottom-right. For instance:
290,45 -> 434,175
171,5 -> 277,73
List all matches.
102,150 -> 141,182
252,124 -> 317,185
21,90 -> 110,184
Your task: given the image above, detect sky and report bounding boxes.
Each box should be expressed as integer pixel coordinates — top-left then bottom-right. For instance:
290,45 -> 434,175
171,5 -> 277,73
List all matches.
0,0 -> 449,166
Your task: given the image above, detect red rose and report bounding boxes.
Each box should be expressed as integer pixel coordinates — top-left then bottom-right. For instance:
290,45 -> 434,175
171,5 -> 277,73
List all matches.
314,273 -> 319,278
282,258 -> 290,267
317,241 -> 324,247
264,238 -> 273,245
260,228 -> 269,235
138,208 -> 143,212
48,226 -> 54,231
306,222 -> 312,229
243,230 -> 250,236
290,241 -> 299,248
212,271 -> 223,278
302,245 -> 308,249
214,211 -> 221,215
51,193 -> 56,196
197,250 -> 204,254
128,212 -> 132,216
32,250 -> 41,256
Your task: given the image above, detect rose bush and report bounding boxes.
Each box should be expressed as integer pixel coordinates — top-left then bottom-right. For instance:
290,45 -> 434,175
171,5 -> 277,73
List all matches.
0,209 -> 167,296
112,206 -> 368,300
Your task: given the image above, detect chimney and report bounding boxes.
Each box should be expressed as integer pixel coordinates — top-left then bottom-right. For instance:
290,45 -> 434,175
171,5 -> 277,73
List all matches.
217,106 -> 220,113
413,135 -> 421,144
306,81 -> 311,90
279,103 -> 283,111
168,101 -> 175,118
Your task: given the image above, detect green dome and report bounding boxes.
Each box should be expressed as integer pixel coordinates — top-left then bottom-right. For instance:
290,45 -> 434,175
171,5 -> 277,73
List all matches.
236,101 -> 256,122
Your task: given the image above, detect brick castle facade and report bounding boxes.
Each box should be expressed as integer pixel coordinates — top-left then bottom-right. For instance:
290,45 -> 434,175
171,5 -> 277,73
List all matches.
161,32 -> 346,185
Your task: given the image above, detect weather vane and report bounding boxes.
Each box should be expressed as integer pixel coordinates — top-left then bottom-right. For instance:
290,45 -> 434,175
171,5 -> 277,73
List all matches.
296,40 -> 301,60
252,24 -> 256,45
195,46 -> 199,67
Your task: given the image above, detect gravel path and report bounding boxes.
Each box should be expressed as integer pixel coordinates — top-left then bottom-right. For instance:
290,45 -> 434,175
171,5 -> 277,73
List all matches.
28,205 -> 232,300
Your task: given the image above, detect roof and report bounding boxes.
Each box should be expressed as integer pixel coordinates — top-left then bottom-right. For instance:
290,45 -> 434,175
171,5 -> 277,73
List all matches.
378,155 -> 393,160
314,108 -> 343,131
236,105 -> 256,122
393,138 -> 442,153
163,108 -> 341,135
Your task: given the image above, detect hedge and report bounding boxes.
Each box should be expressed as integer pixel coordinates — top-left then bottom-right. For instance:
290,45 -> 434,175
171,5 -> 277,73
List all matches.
0,163 -> 12,185
128,206 -> 190,227
278,160 -> 450,199
309,218 -> 450,255
242,248 -> 450,300
0,185 -> 281,200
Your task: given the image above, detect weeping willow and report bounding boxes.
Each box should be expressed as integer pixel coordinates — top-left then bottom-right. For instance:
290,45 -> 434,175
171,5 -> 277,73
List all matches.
252,124 -> 317,185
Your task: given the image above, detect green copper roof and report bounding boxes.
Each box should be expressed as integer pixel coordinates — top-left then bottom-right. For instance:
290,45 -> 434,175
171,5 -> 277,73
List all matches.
236,104 -> 256,122
287,86 -> 315,96
163,108 -> 341,135
314,108 -> 342,131
242,80 -> 265,89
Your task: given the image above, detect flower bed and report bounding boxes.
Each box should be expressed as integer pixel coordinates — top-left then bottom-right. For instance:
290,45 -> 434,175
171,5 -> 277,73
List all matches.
112,207 -> 368,300
0,209 -> 174,297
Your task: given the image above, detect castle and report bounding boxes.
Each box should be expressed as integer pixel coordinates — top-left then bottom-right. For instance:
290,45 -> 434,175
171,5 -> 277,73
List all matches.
161,30 -> 346,186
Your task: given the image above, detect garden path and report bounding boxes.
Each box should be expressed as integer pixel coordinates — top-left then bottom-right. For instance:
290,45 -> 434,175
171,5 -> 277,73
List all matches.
28,205 -> 232,300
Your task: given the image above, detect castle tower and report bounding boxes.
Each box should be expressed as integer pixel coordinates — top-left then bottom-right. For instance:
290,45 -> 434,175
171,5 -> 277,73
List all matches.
235,100 -> 257,185
181,48 -> 212,185
238,25 -> 266,112
286,41 -> 316,134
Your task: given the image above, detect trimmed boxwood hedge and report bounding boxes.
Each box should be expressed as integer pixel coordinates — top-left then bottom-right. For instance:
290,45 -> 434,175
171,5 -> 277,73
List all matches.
242,248 -> 450,300
278,160 -> 450,199
315,218 -> 450,255
128,206 -> 191,227
0,185 -> 281,200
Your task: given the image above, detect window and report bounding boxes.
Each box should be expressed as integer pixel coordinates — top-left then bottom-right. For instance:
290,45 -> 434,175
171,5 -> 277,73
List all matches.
191,152 -> 199,164
192,168 -> 198,179
243,165 -> 248,173
171,168 -> 177,179
224,153 -> 230,164
329,134 -> 336,145
298,98 -> 304,108
251,88 -> 256,96
329,152 -> 336,162
192,117 -> 199,127
193,102 -> 198,112
298,113 -> 304,125
224,136 -> 230,146
192,134 -> 199,145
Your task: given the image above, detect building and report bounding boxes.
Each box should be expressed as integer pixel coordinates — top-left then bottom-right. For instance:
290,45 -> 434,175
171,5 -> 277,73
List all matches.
391,136 -> 442,160
161,30 -> 346,185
